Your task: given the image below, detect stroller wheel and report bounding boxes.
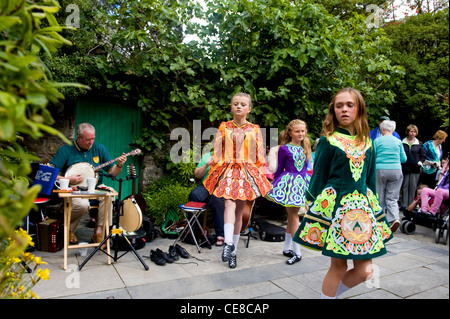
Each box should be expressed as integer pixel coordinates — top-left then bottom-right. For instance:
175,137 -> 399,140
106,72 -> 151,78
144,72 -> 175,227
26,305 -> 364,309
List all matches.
435,228 -> 441,244
402,221 -> 416,235
400,220 -> 409,234
443,229 -> 448,245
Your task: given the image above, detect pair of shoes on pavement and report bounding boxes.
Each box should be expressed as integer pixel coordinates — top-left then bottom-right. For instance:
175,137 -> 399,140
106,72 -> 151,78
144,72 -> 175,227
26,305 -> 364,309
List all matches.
222,243 -> 237,268
283,249 -> 302,265
150,248 -> 174,266
168,244 -> 190,261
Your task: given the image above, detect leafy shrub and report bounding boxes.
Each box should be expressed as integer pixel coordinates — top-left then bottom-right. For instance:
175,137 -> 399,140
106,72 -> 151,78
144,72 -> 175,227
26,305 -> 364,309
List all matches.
143,179 -> 195,226
1,0 -> 82,299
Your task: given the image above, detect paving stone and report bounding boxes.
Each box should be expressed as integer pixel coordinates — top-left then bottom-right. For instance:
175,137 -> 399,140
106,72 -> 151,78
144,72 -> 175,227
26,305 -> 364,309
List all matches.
30,218 -> 449,300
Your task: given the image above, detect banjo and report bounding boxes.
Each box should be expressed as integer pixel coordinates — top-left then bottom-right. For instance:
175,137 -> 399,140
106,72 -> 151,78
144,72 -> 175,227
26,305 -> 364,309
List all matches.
65,149 -> 141,187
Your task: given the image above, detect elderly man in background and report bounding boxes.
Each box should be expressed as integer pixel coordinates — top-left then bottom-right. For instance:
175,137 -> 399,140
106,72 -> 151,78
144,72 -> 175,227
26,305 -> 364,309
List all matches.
370,115 -> 401,140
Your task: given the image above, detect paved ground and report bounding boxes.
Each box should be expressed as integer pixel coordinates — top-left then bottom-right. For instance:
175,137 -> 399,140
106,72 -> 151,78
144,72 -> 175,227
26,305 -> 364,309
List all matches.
31,211 -> 449,303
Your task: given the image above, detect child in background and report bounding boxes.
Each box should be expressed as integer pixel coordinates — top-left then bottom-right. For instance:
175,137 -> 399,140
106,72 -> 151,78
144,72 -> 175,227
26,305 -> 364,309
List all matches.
266,120 -> 311,265
293,88 -> 393,299
420,171 -> 449,216
406,184 -> 432,212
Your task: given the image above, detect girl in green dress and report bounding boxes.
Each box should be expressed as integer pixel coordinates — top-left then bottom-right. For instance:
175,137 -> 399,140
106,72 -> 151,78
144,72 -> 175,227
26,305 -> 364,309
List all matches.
293,88 -> 393,299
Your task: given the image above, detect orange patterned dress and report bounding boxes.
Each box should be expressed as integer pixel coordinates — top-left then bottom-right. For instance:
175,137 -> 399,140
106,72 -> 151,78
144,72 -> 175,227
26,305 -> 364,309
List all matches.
203,121 -> 272,201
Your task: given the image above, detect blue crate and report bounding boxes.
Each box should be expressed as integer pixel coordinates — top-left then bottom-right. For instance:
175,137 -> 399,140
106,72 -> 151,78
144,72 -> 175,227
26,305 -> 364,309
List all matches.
32,164 -> 60,195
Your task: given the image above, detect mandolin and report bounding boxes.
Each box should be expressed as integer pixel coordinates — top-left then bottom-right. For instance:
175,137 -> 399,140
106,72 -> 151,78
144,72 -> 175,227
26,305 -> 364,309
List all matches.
127,164 -> 146,213
119,164 -> 145,232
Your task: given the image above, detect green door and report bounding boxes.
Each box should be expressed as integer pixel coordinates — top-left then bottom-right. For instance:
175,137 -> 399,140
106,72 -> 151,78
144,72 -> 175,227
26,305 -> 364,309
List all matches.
75,98 -> 142,200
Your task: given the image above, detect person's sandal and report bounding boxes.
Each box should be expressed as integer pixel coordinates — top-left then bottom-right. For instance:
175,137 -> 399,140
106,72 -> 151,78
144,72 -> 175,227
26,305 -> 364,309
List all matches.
91,233 -> 103,243
69,231 -> 79,245
91,233 -> 107,249
215,236 -> 225,246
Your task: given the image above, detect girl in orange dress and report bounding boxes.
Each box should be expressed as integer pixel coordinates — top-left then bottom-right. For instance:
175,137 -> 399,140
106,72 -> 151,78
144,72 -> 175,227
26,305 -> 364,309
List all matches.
204,93 -> 272,268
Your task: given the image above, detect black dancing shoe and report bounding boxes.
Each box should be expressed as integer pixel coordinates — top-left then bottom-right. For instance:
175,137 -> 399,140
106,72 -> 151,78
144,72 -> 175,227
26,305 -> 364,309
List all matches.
286,254 -> 302,265
221,243 -> 235,262
229,254 -> 237,268
283,250 -> 295,258
174,244 -> 190,259
150,250 -> 166,266
156,248 -> 174,263
168,245 -> 180,261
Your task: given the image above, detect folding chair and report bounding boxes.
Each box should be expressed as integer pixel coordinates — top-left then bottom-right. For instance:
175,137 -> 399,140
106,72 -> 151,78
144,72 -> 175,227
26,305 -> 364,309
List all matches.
173,202 -> 211,253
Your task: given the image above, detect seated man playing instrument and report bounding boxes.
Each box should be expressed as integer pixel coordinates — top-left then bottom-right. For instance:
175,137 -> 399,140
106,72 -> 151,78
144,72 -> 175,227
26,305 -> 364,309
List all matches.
50,123 -> 127,244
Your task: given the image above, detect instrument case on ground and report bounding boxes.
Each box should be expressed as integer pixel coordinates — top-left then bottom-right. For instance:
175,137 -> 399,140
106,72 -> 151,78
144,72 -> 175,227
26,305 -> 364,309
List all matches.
253,218 -> 285,242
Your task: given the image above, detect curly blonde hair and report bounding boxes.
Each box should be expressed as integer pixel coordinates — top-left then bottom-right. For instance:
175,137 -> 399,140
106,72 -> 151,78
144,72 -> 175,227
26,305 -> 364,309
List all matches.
281,119 -> 312,161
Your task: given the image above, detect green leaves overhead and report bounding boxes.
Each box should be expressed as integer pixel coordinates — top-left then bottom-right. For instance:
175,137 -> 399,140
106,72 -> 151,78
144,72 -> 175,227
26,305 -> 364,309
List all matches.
46,0 -> 408,151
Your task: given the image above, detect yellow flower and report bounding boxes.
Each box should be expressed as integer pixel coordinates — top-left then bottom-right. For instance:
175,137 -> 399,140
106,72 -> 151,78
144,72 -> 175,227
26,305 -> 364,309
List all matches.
11,257 -> 22,263
26,234 -> 34,247
29,292 -> 39,299
22,252 -> 33,261
36,268 -> 50,280
33,256 -> 47,265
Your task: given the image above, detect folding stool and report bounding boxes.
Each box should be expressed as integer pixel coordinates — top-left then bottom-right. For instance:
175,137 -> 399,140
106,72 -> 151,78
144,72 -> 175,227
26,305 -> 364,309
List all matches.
173,202 -> 211,253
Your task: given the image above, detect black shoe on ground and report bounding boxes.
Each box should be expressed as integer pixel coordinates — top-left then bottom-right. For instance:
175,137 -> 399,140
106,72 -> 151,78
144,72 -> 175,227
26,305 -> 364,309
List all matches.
229,254 -> 237,268
175,244 -> 190,259
222,243 -> 235,262
156,248 -> 174,263
168,245 -> 179,261
150,250 -> 166,266
283,250 -> 295,258
286,255 -> 302,265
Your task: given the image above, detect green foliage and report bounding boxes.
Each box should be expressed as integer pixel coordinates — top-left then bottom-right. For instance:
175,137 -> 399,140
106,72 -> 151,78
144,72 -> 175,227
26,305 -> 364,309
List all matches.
40,1 -> 447,153
1,0 -> 83,298
383,9 -> 449,138
196,0 -> 404,132
142,176 -> 195,225
164,146 -> 197,184
62,0 -> 403,151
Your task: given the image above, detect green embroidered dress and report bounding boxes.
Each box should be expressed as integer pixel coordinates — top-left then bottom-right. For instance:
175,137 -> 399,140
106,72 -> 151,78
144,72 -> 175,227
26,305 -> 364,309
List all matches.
293,128 -> 393,260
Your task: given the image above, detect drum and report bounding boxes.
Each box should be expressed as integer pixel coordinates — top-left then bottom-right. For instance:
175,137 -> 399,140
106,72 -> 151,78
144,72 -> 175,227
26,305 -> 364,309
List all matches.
65,162 -> 98,187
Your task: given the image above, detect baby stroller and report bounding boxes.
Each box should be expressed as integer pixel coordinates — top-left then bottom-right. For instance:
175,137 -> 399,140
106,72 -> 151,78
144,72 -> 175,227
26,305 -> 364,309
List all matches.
401,199 -> 449,245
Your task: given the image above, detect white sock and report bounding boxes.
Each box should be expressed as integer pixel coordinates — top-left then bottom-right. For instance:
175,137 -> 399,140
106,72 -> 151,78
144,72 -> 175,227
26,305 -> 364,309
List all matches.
284,232 -> 292,252
336,281 -> 350,298
321,292 -> 336,299
232,234 -> 240,256
293,241 -> 302,257
224,223 -> 234,245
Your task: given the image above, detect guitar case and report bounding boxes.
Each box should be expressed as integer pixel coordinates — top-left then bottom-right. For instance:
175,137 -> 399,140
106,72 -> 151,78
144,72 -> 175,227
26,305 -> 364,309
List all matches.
141,215 -> 157,242
253,218 -> 285,242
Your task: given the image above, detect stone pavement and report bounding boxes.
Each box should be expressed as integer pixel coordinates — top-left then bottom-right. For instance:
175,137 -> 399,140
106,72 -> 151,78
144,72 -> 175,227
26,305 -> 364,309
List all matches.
31,214 -> 448,301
